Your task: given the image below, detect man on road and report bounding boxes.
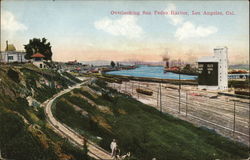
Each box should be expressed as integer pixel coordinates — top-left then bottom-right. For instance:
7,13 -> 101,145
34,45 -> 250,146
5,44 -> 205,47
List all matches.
110,139 -> 117,157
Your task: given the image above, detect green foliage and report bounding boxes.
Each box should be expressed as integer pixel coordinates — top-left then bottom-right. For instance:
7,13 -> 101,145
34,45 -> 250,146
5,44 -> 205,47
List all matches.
20,68 -> 74,102
183,64 -> 191,70
36,107 -> 46,120
0,65 -> 94,160
95,79 -> 108,88
24,37 -> 53,60
61,140 -> 89,160
62,72 -> 82,83
110,61 -> 116,68
53,94 -> 112,143
0,109 -> 58,160
35,85 -> 58,102
7,97 -> 33,123
54,79 -> 249,160
7,69 -> 20,83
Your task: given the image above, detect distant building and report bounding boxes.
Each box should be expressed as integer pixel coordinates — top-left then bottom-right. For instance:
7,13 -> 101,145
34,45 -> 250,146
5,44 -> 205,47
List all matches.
31,53 -> 47,69
0,41 -> 28,63
197,47 -> 228,90
228,73 -> 249,80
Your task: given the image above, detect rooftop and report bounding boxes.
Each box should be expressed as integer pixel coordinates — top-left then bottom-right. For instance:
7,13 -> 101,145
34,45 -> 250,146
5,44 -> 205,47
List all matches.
5,44 -> 16,51
31,53 -> 45,58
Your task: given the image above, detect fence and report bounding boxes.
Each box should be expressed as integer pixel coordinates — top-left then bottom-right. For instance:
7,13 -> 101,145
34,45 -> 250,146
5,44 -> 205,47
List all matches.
108,81 -> 250,146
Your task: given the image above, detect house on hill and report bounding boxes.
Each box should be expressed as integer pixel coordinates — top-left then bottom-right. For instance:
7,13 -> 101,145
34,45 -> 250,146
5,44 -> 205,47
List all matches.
0,41 -> 28,63
31,53 -> 47,69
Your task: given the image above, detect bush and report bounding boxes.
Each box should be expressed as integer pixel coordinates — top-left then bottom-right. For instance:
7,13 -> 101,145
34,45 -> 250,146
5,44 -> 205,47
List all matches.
62,72 -> 82,83
0,110 -> 58,160
7,69 -> 20,83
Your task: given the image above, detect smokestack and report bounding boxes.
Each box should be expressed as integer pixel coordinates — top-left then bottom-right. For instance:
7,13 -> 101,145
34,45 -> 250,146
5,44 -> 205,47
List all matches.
166,61 -> 169,68
162,52 -> 170,68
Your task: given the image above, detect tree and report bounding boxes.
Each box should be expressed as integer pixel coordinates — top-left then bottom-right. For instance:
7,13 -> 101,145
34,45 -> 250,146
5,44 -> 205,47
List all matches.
183,64 -> 191,70
24,38 -> 53,60
111,61 -> 116,68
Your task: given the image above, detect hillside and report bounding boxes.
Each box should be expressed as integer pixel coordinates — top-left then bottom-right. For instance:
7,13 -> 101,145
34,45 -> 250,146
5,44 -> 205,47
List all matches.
1,64 -> 249,160
0,64 -> 91,160
53,78 -> 249,160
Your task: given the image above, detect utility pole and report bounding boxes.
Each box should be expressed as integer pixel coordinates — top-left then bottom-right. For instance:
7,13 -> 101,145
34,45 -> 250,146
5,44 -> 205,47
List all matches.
138,82 -> 140,99
178,67 -> 181,114
125,82 -> 127,92
165,84 -> 167,109
249,100 -> 250,147
159,82 -> 162,112
186,91 -> 188,117
233,101 -> 236,138
157,87 -> 159,107
131,82 -> 133,95
6,41 -> 9,63
179,67 -> 181,90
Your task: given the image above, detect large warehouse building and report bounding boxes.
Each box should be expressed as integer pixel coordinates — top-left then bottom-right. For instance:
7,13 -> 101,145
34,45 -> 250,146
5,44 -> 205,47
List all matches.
197,47 -> 228,90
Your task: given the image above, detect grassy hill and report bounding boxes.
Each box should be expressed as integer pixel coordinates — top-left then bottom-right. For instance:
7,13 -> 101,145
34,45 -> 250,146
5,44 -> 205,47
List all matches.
53,79 -> 249,160
0,64 -> 92,160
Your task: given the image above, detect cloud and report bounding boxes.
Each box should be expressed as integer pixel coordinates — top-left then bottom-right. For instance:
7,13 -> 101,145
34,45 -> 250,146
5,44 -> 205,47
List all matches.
165,3 -> 218,40
165,3 -> 183,25
175,21 -> 218,40
94,15 -> 143,39
1,10 -> 27,31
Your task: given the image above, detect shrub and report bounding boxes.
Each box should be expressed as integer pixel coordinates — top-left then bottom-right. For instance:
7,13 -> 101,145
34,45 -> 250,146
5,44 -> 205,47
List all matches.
7,69 -> 20,83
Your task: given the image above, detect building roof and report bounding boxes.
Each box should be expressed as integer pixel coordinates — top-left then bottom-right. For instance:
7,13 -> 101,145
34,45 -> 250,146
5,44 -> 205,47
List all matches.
31,53 -> 45,58
5,44 -> 16,51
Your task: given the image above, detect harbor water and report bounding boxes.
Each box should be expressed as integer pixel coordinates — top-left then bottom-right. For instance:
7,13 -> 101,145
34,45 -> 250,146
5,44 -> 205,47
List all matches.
106,65 -> 197,80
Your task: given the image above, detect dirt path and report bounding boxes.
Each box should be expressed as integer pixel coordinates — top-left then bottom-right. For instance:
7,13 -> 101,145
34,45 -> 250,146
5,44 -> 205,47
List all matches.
42,81 -> 113,160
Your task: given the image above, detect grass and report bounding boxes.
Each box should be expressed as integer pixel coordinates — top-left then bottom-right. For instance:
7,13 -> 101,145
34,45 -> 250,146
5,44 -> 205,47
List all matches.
0,64 -> 92,160
53,93 -> 111,144
53,79 -> 249,160
62,72 -> 82,83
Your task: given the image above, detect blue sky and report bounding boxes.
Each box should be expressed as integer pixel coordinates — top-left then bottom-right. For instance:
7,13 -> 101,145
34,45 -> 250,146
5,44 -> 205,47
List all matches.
1,0 -> 249,64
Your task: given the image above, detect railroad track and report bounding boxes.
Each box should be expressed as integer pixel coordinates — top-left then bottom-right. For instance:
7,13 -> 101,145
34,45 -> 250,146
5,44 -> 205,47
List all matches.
110,81 -> 250,145
42,81 -> 113,160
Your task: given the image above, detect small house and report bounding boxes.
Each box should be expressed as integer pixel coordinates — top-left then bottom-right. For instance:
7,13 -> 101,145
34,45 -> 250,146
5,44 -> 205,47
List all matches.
31,53 -> 47,69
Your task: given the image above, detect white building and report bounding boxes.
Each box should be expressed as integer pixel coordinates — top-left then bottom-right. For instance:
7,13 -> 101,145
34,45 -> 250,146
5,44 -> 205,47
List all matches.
0,42 -> 28,63
31,53 -> 47,69
197,47 -> 228,91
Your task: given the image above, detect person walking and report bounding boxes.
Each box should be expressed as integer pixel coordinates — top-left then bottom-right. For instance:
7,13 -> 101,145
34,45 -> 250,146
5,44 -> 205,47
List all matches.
110,139 -> 117,157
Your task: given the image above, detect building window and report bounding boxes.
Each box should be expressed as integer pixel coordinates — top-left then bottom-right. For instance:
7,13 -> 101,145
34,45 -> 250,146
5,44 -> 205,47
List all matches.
8,56 -> 13,60
40,64 -> 43,68
35,57 -> 41,61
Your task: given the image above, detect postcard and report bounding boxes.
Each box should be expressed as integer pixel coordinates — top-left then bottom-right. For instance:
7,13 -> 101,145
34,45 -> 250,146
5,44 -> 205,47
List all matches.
0,0 -> 249,160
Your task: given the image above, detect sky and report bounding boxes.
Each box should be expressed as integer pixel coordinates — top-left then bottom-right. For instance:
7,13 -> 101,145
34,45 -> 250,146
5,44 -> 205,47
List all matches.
1,0 -> 249,64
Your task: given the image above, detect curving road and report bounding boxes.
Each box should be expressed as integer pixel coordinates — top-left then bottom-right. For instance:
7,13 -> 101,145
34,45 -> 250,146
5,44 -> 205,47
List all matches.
42,81 -> 113,160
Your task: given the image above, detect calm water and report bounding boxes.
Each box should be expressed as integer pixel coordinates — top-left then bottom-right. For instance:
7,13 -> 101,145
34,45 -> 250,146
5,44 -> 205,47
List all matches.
106,66 -> 197,80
